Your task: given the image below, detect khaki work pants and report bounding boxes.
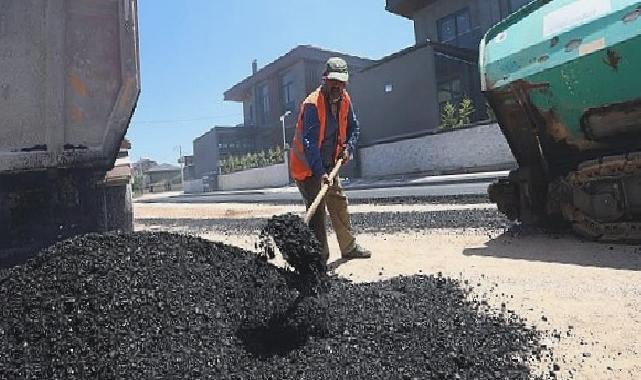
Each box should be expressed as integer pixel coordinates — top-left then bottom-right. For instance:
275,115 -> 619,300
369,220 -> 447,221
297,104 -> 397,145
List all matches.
296,176 -> 356,261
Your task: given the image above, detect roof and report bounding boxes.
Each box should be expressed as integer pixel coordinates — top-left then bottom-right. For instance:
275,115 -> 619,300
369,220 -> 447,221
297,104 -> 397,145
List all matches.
386,0 -> 435,19
224,45 -> 375,101
359,40 -> 478,73
146,163 -> 181,173
194,125 -> 252,142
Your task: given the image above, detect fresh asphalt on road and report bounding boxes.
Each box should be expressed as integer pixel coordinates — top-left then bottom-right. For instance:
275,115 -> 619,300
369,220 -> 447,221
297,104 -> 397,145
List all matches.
137,172 -> 506,204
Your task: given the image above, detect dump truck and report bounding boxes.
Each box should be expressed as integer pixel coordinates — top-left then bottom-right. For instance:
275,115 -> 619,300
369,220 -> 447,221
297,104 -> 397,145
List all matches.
480,0 -> 641,241
0,0 -> 140,266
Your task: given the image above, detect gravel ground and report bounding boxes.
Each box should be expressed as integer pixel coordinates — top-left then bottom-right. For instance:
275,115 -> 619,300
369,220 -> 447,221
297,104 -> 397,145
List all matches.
136,208 -> 513,236
132,200 -> 641,380
0,231 -> 554,379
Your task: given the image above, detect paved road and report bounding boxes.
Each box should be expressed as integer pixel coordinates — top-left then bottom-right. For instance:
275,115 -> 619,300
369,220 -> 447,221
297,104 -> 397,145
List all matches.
137,181 -> 496,204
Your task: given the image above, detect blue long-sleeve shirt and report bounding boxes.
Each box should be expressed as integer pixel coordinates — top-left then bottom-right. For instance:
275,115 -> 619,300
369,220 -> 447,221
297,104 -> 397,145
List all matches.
301,98 -> 360,178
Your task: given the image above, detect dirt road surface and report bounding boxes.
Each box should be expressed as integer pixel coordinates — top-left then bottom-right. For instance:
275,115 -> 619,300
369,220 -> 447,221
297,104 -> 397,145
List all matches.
135,201 -> 641,380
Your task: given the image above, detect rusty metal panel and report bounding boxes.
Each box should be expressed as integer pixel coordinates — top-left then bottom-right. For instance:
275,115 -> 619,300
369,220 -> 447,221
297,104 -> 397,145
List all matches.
0,0 -> 140,173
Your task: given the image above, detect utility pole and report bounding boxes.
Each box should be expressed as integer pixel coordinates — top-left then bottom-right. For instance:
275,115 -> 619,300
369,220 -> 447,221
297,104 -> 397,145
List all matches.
280,110 -> 291,162
176,145 -> 185,191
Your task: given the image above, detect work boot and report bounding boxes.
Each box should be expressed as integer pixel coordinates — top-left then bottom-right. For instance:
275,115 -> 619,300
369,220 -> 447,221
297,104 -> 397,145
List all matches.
342,244 -> 371,259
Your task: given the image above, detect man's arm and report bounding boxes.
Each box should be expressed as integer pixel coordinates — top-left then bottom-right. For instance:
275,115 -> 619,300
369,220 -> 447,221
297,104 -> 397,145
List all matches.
344,103 -> 360,158
302,104 -> 325,178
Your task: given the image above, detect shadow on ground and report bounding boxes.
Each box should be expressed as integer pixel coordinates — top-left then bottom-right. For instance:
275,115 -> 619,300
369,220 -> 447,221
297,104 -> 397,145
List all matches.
463,227 -> 641,271
326,258 -> 349,272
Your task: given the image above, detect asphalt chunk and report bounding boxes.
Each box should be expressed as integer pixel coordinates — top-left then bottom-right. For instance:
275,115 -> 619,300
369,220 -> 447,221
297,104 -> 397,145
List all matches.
258,213 -> 328,296
0,231 -> 553,379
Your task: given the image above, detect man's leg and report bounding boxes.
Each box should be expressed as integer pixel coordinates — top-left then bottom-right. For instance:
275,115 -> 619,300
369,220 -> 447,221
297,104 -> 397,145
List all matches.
296,177 -> 330,262
324,177 -> 356,255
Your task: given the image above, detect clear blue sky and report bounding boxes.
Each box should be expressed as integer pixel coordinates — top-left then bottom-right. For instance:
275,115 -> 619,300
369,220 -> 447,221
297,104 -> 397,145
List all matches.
129,0 -> 414,164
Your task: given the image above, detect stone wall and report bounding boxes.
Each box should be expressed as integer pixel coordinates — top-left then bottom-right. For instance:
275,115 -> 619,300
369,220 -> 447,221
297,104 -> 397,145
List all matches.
359,123 -> 516,177
218,163 -> 290,191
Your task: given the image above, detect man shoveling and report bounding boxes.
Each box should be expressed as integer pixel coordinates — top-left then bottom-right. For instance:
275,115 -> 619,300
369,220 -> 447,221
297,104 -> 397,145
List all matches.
288,57 -> 371,264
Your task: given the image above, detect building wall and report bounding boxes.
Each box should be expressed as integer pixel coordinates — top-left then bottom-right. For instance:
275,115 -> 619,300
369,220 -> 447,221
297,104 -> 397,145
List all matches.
359,123 -> 516,177
349,44 -> 439,146
243,92 -> 256,126
243,58 -> 370,131
243,60 -> 314,130
193,129 -> 219,179
413,0 -> 483,47
434,53 -> 486,121
411,0 -> 530,47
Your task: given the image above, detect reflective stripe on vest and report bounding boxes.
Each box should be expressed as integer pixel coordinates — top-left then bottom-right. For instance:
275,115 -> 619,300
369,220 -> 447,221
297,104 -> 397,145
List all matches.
289,88 -> 351,181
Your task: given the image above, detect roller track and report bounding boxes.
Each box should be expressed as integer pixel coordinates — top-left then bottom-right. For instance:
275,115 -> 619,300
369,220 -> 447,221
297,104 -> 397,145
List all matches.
562,152 -> 641,242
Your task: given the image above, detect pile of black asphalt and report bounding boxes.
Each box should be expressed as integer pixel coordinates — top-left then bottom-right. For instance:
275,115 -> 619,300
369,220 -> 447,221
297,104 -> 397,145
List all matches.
0,227 -> 556,379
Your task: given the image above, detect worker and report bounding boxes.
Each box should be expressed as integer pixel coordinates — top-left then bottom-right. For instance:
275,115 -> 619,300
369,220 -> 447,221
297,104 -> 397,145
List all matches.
289,57 -> 372,264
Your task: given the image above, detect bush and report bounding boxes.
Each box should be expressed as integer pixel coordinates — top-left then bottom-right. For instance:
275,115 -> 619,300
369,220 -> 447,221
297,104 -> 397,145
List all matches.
220,145 -> 286,175
439,102 -> 458,130
438,97 -> 476,131
458,98 -> 475,126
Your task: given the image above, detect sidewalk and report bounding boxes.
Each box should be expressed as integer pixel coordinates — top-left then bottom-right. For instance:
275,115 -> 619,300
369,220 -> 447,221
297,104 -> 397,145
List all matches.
162,170 -> 508,197
342,170 -> 509,191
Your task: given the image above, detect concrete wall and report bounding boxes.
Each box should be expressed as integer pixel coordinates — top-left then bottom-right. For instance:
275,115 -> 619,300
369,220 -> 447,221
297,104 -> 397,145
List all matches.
218,163 -> 290,191
183,179 -> 204,194
193,129 -> 219,179
350,44 -> 439,146
359,123 -> 515,177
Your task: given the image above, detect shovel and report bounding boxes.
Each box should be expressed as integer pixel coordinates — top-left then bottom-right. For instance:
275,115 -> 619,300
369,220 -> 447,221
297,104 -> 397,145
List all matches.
304,158 -> 344,224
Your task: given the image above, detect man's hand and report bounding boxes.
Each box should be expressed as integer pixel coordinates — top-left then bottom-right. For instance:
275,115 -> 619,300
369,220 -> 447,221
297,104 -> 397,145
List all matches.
321,173 -> 331,185
341,146 -> 351,162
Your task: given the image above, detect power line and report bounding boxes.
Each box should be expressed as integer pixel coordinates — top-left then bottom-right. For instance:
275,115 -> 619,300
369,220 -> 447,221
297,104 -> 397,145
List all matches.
132,113 -> 242,125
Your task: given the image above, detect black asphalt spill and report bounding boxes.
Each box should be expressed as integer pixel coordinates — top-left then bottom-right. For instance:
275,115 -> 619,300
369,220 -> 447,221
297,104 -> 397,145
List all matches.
258,213 -> 328,296
0,232 -> 554,379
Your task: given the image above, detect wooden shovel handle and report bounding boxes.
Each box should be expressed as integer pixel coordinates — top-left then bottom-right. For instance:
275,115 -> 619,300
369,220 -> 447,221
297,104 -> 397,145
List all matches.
304,158 -> 344,224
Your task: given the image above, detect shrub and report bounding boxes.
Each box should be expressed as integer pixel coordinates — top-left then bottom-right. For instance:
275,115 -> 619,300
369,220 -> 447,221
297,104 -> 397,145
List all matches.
458,97 -> 475,126
438,102 -> 458,130
220,145 -> 286,174
438,97 -> 477,130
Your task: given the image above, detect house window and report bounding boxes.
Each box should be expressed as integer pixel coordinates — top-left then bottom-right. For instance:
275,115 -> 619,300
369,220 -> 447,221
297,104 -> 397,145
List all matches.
437,78 -> 463,113
257,83 -> 270,124
499,0 -> 530,19
437,8 -> 472,47
281,71 -> 295,113
510,0 -> 530,12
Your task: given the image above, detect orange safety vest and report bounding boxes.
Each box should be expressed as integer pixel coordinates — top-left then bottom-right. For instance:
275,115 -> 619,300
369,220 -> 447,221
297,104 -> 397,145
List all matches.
289,87 -> 351,181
